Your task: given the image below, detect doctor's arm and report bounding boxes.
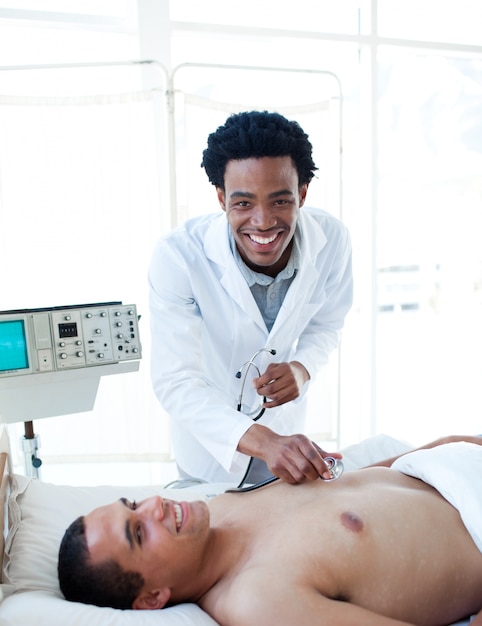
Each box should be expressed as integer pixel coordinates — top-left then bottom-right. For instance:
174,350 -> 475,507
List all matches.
237,422 -> 341,483
148,240 -> 255,474
252,359 -> 310,408
252,226 -> 353,408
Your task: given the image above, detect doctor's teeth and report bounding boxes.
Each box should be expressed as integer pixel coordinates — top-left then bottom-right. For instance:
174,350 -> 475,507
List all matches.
249,234 -> 277,245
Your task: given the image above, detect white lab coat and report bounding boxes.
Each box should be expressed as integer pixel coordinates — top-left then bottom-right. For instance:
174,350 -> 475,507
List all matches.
148,207 -> 353,483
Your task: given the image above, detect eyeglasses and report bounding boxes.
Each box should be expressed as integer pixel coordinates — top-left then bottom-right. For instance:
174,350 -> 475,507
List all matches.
235,347 -> 276,421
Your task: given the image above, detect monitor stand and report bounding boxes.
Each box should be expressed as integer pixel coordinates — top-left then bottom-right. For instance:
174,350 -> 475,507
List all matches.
20,421 -> 42,478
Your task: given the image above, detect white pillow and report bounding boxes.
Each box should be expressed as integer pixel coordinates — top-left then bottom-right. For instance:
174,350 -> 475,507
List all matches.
0,434 -> 414,626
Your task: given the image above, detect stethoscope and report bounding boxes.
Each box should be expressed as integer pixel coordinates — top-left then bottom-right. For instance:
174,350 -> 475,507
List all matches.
235,347 -> 277,420
227,347 -> 344,493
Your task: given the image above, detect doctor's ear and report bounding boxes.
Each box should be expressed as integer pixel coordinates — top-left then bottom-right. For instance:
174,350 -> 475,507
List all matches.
298,183 -> 309,207
132,587 -> 171,610
216,186 -> 226,211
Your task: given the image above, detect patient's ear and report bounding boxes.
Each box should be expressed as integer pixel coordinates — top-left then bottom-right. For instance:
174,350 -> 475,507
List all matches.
132,587 -> 171,610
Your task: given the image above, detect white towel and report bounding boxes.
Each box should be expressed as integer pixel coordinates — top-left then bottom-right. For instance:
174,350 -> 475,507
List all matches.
391,442 -> 482,553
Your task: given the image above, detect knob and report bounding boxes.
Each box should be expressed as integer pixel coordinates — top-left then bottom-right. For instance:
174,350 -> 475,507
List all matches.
59,341 -> 66,347
95,328 -> 101,334
60,353 -> 68,359
132,348 -> 139,353
76,340 -> 82,346
86,312 -> 92,319
128,309 -> 134,315
31,456 -> 42,469
98,353 -> 105,359
76,351 -> 84,357
115,311 -> 121,316
117,333 -> 124,339
115,321 -> 122,327
65,315 -> 71,321
100,312 -> 107,317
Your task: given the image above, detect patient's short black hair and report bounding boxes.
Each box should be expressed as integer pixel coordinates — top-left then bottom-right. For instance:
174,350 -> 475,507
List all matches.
58,516 -> 144,610
201,110 -> 318,189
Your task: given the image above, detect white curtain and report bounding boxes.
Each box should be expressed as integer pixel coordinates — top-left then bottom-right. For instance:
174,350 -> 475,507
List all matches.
0,89 -> 172,471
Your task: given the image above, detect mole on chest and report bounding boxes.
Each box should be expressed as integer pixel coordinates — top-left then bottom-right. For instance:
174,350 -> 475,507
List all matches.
340,511 -> 364,533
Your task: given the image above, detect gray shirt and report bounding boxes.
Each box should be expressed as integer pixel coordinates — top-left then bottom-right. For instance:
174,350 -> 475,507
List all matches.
230,230 -> 300,332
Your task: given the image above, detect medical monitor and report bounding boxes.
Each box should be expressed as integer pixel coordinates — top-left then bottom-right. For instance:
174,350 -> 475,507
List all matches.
0,302 -> 142,423
0,319 -> 29,373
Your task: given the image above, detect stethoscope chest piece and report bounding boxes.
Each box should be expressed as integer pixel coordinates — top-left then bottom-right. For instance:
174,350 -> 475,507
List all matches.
321,456 -> 344,481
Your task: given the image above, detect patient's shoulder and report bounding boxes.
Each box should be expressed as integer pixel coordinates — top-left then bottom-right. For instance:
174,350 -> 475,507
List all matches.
202,574 -> 343,626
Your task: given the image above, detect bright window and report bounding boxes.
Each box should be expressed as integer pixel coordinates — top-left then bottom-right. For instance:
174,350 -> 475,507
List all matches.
170,0 -> 364,34
378,0 -> 482,45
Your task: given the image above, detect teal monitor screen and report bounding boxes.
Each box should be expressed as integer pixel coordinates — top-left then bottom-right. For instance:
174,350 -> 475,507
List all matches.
0,320 -> 29,372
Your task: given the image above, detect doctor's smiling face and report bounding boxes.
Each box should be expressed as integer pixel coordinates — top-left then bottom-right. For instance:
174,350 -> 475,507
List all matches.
216,156 -> 308,278
83,496 -> 211,609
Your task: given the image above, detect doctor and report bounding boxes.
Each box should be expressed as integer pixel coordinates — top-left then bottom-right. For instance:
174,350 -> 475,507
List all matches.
148,111 -> 353,485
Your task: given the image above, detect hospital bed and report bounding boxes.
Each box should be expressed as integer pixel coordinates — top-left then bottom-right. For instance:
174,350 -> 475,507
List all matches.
0,426 -> 473,626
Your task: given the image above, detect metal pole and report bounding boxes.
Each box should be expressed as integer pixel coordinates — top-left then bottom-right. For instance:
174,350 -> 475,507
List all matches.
20,421 -> 42,478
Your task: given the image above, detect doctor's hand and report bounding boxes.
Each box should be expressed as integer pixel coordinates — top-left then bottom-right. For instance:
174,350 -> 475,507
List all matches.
252,360 -> 310,408
238,423 -> 342,484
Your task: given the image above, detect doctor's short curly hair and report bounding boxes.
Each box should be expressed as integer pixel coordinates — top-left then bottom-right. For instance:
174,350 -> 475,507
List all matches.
201,110 -> 318,189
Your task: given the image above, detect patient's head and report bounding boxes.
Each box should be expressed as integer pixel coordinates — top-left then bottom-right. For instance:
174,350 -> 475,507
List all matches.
58,495 -> 211,610
58,515 -> 144,609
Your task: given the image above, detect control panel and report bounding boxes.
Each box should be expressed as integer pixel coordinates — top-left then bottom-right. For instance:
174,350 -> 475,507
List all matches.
0,302 -> 141,378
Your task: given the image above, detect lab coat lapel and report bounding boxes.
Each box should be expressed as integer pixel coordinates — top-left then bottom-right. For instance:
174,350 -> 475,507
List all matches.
204,215 -> 267,331
267,261 -> 319,341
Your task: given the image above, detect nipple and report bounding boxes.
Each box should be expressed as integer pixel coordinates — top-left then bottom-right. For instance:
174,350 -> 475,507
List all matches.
341,511 -> 364,533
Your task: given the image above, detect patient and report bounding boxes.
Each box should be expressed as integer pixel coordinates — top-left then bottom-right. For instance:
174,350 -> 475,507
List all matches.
58,435 -> 482,626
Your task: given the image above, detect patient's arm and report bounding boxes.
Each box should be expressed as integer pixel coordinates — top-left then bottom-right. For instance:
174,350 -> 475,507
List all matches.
224,585 -> 417,626
370,434 -> 482,468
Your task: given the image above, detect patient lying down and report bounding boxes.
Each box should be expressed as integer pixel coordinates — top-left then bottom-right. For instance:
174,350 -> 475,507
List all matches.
58,435 -> 482,626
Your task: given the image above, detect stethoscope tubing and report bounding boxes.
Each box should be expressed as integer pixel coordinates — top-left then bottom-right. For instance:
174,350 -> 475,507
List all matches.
227,457 -> 344,493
